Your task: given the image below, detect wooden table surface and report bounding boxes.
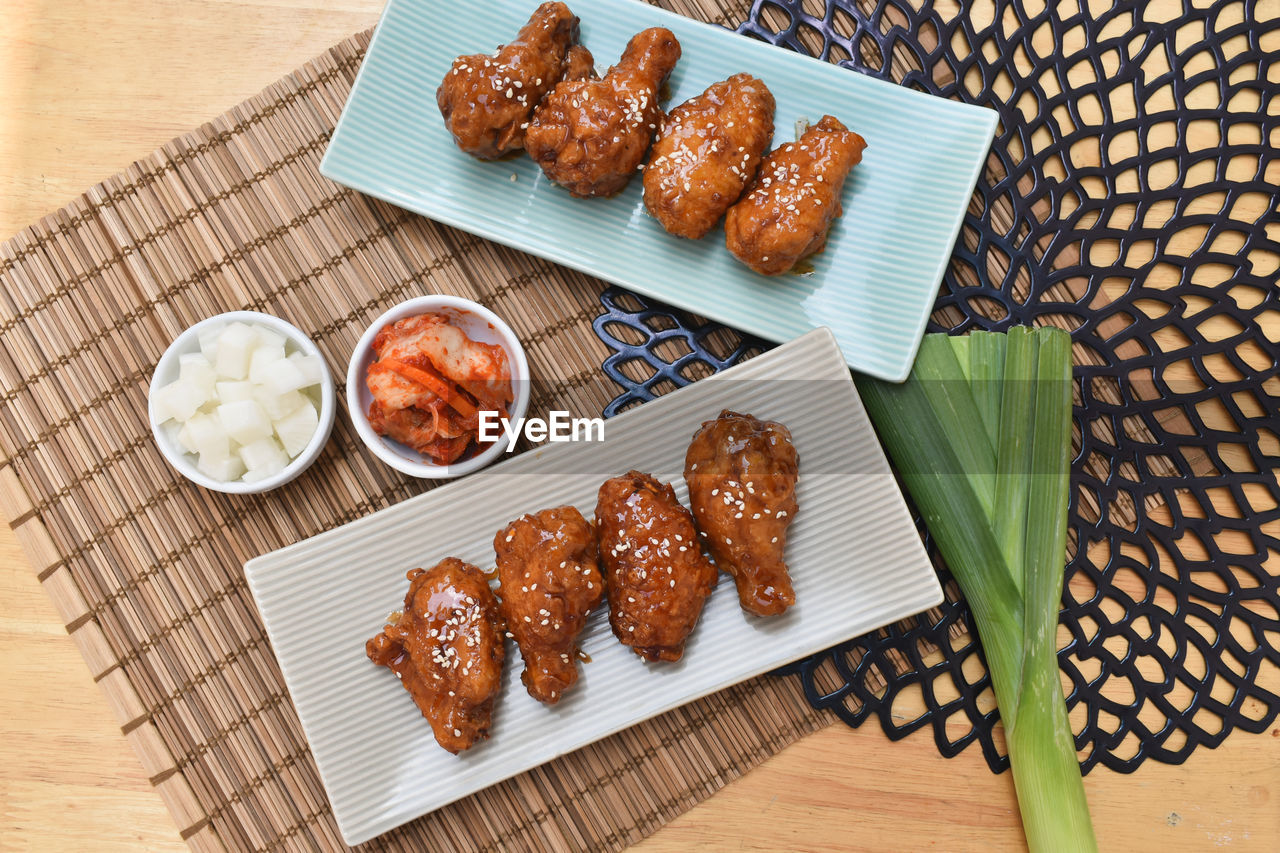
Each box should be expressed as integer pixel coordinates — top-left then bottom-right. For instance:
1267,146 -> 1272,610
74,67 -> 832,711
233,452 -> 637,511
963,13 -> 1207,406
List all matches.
2,1 -> 1277,850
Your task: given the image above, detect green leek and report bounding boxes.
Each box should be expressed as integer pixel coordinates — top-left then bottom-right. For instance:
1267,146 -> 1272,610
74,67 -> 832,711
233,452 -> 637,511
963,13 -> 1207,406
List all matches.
858,327 -> 1097,852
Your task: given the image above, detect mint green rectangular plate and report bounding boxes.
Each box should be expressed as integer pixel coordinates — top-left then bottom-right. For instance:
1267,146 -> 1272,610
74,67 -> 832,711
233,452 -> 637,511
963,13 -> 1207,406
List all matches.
320,0 -> 997,381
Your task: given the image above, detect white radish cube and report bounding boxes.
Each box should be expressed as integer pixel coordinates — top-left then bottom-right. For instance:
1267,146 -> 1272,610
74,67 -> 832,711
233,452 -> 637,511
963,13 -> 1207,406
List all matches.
180,413 -> 231,460
274,401 -> 319,458
239,436 -> 289,476
197,323 -> 226,362
198,452 -> 246,482
215,380 -> 254,403
261,357 -> 309,397
286,353 -> 325,389
177,425 -> 198,454
150,384 -> 177,422
214,322 -> 257,380
177,424 -> 196,454
216,399 -> 273,445
253,326 -> 287,353
241,467 -> 275,484
179,353 -> 217,397
152,379 -> 208,423
254,387 -> 306,421
248,346 -> 287,385
159,420 -> 185,451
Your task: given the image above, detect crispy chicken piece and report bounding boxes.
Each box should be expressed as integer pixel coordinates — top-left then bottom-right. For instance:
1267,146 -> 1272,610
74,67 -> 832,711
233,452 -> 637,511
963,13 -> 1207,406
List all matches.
561,44 -> 597,83
724,115 -> 867,275
494,506 -> 604,704
643,73 -> 776,239
526,27 -> 681,197
595,471 -> 717,661
365,558 -> 505,754
437,2 -> 592,159
684,411 -> 799,616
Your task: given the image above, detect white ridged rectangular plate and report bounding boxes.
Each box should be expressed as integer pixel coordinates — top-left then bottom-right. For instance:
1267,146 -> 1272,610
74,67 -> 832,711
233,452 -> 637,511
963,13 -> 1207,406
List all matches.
245,328 -> 942,845
319,0 -> 997,381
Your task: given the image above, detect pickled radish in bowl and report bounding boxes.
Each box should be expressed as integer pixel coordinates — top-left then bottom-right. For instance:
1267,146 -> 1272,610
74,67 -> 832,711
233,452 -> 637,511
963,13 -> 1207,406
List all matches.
150,316 -> 332,490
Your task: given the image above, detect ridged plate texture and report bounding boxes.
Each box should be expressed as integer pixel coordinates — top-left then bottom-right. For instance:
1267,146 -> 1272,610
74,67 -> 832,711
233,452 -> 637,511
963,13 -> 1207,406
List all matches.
245,329 -> 943,844
319,0 -> 998,381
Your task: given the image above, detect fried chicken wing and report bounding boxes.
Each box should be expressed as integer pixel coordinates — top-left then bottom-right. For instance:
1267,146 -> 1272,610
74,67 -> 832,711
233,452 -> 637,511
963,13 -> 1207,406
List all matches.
684,411 -> 799,616
494,506 -> 604,704
366,558 -> 505,754
724,115 -> 867,275
595,471 -> 717,661
437,2 -> 591,159
561,44 -> 597,83
526,27 -> 681,197
643,73 -> 776,239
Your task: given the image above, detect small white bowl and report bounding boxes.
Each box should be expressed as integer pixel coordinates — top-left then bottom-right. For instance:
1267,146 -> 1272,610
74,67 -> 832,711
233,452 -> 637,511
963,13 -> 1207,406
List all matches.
347,295 -> 531,479
149,311 -> 337,494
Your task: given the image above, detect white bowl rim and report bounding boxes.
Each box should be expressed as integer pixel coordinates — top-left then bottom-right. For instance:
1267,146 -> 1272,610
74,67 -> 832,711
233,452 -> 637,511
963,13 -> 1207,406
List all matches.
345,295 -> 531,480
148,310 -> 337,495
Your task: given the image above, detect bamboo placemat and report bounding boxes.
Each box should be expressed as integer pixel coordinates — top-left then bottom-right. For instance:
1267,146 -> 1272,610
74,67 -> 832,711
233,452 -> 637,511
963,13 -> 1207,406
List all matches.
0,7 -> 835,852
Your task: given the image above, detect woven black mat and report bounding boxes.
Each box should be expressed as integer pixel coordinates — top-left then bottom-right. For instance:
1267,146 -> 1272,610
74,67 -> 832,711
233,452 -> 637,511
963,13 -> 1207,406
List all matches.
594,0 -> 1280,773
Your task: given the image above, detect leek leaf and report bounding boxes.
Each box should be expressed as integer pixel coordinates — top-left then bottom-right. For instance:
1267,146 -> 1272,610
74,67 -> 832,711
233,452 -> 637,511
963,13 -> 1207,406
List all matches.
857,327 -> 1096,852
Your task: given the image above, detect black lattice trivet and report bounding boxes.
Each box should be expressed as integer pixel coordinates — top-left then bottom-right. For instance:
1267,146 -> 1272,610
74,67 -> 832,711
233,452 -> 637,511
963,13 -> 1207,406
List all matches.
590,0 -> 1280,774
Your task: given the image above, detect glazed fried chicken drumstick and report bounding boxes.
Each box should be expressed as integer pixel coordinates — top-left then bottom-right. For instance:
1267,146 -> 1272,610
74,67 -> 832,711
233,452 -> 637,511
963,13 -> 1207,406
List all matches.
526,27 -> 681,197
685,411 -> 799,616
724,115 -> 867,275
595,471 -> 717,662
366,558 -> 505,754
494,506 -> 604,704
644,73 -> 775,239
437,2 -> 594,159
